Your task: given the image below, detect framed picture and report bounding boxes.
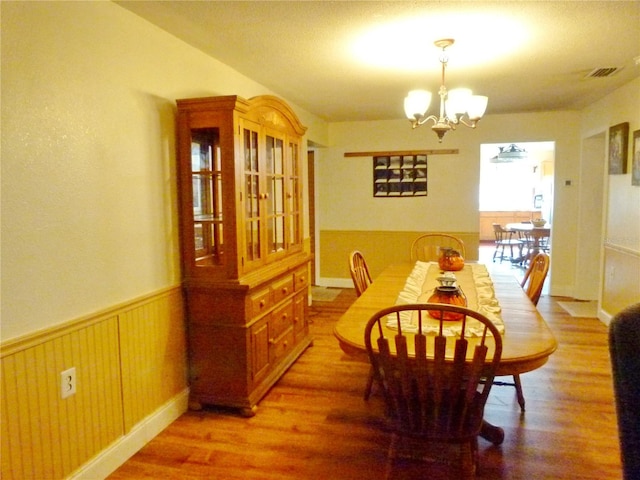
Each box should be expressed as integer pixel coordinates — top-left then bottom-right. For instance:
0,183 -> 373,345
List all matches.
633,129 -> 640,186
608,122 -> 629,174
373,154 -> 427,197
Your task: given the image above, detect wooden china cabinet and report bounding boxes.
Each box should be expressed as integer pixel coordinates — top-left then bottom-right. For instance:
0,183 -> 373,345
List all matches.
175,94 -> 312,416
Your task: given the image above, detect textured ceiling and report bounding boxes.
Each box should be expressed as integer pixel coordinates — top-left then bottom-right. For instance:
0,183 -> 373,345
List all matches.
117,1 -> 640,122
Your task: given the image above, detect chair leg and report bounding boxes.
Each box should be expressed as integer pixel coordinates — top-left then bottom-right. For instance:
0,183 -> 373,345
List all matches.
513,374 -> 525,412
364,365 -> 374,400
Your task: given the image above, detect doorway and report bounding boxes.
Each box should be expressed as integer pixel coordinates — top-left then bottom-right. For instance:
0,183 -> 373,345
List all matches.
479,141 -> 555,289
480,142 -> 555,221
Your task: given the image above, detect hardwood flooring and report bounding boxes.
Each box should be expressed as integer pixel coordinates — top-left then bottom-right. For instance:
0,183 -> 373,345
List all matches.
109,261 -> 621,479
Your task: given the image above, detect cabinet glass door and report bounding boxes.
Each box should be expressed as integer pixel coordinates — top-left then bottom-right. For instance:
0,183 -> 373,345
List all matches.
243,125 -> 261,263
287,140 -> 301,247
265,134 -> 286,255
191,128 -> 223,265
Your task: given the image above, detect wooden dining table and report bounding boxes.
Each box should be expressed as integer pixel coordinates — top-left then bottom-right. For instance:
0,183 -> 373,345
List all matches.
333,262 -> 558,444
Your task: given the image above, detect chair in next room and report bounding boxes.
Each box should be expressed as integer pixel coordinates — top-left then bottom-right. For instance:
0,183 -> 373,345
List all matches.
492,223 -> 523,263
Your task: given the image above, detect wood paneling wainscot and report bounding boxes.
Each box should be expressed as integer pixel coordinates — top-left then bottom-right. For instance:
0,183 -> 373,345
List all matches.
1,287 -> 188,479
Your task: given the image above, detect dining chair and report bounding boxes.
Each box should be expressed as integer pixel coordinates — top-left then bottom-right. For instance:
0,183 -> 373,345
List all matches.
491,223 -> 523,263
609,302 -> 640,480
410,233 -> 466,262
349,250 -> 372,297
521,252 -> 550,306
365,303 -> 502,478
348,250 -> 375,399
493,252 -> 550,412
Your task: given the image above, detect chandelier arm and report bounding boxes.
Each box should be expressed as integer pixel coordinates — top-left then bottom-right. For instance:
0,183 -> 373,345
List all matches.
456,116 -> 480,129
412,114 -> 439,128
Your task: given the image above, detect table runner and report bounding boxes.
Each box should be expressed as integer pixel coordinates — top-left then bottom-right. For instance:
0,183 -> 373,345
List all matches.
388,261 -> 504,336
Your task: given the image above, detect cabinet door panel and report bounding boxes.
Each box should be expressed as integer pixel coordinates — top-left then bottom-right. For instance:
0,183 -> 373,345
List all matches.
251,317 -> 270,384
287,140 -> 302,248
190,129 -> 224,266
265,133 -> 286,256
241,121 -> 263,269
293,291 -> 307,341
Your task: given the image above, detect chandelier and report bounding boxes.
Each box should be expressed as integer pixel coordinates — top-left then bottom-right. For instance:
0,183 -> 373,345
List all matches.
490,144 -> 528,163
404,39 -> 488,142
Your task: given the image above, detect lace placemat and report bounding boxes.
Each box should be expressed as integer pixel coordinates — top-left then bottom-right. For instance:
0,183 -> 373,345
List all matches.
388,261 -> 504,337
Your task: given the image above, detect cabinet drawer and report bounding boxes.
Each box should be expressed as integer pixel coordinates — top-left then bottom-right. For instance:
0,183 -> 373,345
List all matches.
269,327 -> 294,365
272,275 -> 294,304
250,288 -> 272,317
294,266 -> 309,292
270,301 -> 294,340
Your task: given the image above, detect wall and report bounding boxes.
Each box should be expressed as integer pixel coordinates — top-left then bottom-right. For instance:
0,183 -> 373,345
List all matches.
580,77 -> 640,318
316,111 -> 582,296
1,2 -> 326,478
1,0 -> 324,342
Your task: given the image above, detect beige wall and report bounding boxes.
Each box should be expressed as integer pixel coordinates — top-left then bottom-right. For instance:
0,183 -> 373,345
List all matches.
1,1 -> 325,342
580,78 -> 640,318
315,111 -> 583,296
1,2 -> 325,477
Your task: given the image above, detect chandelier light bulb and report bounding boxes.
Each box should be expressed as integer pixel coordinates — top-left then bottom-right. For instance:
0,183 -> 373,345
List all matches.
445,88 -> 472,117
404,90 -> 432,120
467,95 -> 489,120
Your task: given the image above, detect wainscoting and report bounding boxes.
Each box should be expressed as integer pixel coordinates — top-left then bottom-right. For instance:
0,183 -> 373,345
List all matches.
1,286 -> 188,479
318,230 -> 479,286
601,244 -> 640,320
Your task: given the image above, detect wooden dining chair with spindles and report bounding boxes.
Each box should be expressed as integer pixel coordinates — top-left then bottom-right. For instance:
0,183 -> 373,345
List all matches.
348,250 -> 375,399
365,303 -> 503,478
410,233 -> 466,262
493,252 -> 550,412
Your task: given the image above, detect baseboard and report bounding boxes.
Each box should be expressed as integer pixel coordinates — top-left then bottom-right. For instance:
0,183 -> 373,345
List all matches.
316,277 -> 353,289
68,388 -> 189,480
549,284 -> 574,298
598,309 -> 613,327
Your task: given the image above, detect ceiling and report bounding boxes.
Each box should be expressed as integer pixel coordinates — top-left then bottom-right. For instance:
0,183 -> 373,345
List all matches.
116,1 -> 640,123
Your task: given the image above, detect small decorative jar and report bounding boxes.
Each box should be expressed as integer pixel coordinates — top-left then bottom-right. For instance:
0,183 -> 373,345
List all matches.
427,285 -> 467,321
438,247 -> 465,271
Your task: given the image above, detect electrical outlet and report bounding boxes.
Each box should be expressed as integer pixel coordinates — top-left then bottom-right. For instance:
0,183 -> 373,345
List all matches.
60,367 -> 76,399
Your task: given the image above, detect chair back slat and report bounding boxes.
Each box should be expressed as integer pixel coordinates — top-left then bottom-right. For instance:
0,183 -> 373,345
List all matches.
521,252 -> 550,305
410,234 -> 466,262
364,303 -> 502,442
349,250 -> 372,297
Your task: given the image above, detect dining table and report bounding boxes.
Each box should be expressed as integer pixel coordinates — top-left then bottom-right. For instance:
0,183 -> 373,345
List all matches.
333,261 -> 557,445
505,222 -> 551,263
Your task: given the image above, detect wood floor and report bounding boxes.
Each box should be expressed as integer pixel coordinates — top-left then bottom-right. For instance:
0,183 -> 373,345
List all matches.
109,262 -> 621,479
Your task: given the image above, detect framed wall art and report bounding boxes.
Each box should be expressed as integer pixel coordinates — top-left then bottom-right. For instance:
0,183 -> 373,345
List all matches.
373,154 -> 427,197
632,129 -> 640,186
608,122 -> 629,174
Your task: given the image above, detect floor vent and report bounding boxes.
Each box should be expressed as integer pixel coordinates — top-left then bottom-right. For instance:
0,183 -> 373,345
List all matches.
586,67 -> 622,78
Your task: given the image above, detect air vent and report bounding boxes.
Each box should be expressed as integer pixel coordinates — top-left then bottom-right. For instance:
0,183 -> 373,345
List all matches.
586,67 -> 622,78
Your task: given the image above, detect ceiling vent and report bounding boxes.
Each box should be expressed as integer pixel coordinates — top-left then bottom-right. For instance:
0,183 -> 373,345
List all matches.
586,67 -> 622,78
